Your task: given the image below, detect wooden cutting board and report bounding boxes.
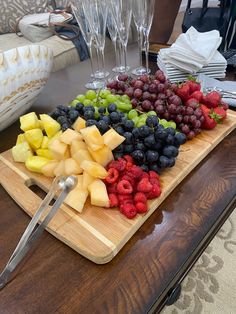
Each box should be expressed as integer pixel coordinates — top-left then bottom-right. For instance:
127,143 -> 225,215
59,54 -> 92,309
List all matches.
1,109 -> 236,264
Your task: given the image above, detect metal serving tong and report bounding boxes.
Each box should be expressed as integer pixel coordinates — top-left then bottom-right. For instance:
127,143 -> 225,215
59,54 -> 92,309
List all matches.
205,87 -> 236,99
0,175 -> 77,290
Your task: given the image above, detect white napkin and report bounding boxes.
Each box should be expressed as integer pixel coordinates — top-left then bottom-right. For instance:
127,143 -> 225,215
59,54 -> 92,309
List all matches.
162,27 -> 222,73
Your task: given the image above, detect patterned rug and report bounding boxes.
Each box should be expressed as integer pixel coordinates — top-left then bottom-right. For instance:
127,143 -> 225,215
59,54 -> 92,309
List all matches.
161,209 -> 236,314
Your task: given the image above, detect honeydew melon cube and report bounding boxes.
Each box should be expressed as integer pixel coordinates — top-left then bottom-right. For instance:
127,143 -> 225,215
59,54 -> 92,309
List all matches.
82,171 -> 95,189
41,136 -> 49,149
88,145 -> 113,167
41,160 -> 59,177
80,125 -> 104,151
36,148 -> 53,160
103,128 -> 125,150
24,128 -> 44,150
80,160 -> 108,179
39,114 -> 61,138
25,156 -> 50,173
64,187 -> 88,213
72,117 -> 86,132
53,160 -> 66,176
70,139 -> 87,156
16,134 -> 25,145
88,179 -> 109,207
49,139 -> 69,160
60,128 -> 82,145
64,158 -> 83,175
20,112 -> 40,132
48,130 -> 62,146
72,149 -> 93,165
12,142 -> 33,163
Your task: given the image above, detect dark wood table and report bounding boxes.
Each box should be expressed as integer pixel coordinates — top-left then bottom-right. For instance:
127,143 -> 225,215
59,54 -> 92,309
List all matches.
0,45 -> 236,314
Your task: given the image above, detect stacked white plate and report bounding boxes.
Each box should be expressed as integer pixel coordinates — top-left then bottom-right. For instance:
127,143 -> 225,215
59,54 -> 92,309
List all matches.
157,48 -> 227,83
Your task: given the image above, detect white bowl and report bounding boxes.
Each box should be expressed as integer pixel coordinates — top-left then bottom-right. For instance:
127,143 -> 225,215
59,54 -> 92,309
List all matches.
0,45 -> 53,131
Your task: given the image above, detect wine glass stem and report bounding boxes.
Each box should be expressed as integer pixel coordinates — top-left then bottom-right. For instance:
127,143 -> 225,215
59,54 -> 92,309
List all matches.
96,48 -> 101,73
144,35 -> 149,73
88,45 -> 95,77
113,40 -> 119,67
123,44 -> 128,73
138,29 -> 143,67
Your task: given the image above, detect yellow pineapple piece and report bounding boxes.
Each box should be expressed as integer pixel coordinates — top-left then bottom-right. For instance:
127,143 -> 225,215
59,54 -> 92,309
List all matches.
20,112 -> 40,132
72,149 -> 93,165
36,148 -> 53,160
88,179 -> 109,207
64,158 -> 83,175
39,114 -> 61,138
25,156 -> 50,173
80,125 -> 104,151
88,145 -> 113,167
41,136 -> 49,149
12,142 -> 33,163
103,128 -> 125,150
49,139 -> 69,160
72,116 -> 86,132
16,134 -> 25,145
70,139 -> 87,156
80,160 -> 108,179
64,187 -> 88,213
53,160 -> 66,176
41,160 -> 59,177
24,128 -> 44,150
60,128 -> 82,145
82,171 -> 95,189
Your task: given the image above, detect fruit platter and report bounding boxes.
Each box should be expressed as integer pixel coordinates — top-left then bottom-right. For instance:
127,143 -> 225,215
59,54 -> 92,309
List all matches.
0,71 -> 236,264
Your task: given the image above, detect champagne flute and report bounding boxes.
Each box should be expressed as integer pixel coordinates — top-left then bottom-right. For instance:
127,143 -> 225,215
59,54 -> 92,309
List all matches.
71,0 -> 105,89
142,0 -> 155,74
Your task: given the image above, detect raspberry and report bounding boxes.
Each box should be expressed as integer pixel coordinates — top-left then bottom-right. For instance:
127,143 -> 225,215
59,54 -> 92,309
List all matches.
104,168 -> 119,184
146,184 -> 161,199
141,172 -> 149,180
116,157 -> 127,171
109,193 -> 119,207
118,194 -> 133,203
135,202 -> 148,213
123,155 -> 133,164
121,174 -> 135,186
137,178 -> 152,193
107,160 -> 125,172
117,180 -> 133,194
120,203 -> 137,219
134,192 -> 147,204
107,183 -> 117,194
128,165 -> 143,179
149,177 -> 160,186
148,171 -> 160,180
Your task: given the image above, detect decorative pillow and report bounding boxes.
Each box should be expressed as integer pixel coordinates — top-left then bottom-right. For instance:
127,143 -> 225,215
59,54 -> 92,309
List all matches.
0,0 -> 51,34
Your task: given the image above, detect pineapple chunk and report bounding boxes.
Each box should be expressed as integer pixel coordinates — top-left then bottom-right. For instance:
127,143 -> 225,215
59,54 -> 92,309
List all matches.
72,149 -> 93,165
39,114 -> 61,138
53,160 -> 66,176
80,125 -> 104,151
72,116 -> 86,132
88,145 -> 113,167
36,148 -> 53,159
25,156 -> 50,173
16,134 -> 25,145
64,187 -> 88,213
80,160 -> 108,179
60,128 -> 82,145
82,171 -> 94,189
20,112 -> 40,132
103,128 -> 125,150
70,139 -> 87,156
12,142 -> 33,162
41,136 -> 49,149
41,160 -> 59,177
24,128 -> 44,150
49,139 -> 69,160
64,158 -> 83,175
88,179 -> 109,207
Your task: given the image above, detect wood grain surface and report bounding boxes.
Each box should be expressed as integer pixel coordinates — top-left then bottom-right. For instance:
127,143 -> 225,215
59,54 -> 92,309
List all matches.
0,110 -> 236,264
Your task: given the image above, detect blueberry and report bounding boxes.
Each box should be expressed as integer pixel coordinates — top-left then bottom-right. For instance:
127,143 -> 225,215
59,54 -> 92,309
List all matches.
149,163 -> 161,174
158,155 -> 170,168
146,116 -> 159,128
68,109 -> 79,122
101,115 -> 110,125
154,129 -> 167,140
114,125 -> 125,135
138,125 -> 151,138
174,132 -> 187,146
132,128 -> 140,139
50,108 -> 61,119
114,152 -> 124,160
98,107 -> 106,114
75,102 -> 84,112
97,120 -> 109,134
86,119 -> 97,127
107,103 -> 117,113
57,105 -> 69,112
165,127 -> 176,136
152,142 -> 162,151
113,144 -> 124,153
110,112 -> 120,123
84,110 -> 95,120
131,150 -> 145,163
165,134 -> 174,145
83,105 -> 95,113
144,134 -> 156,148
135,142 -> 146,151
162,145 -> 179,158
168,157 -> 176,167
124,144 -> 134,154
140,164 -> 149,172
146,150 -> 159,162
57,116 -> 68,125
61,123 -> 70,131
124,119 -> 134,131
123,132 -> 133,144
